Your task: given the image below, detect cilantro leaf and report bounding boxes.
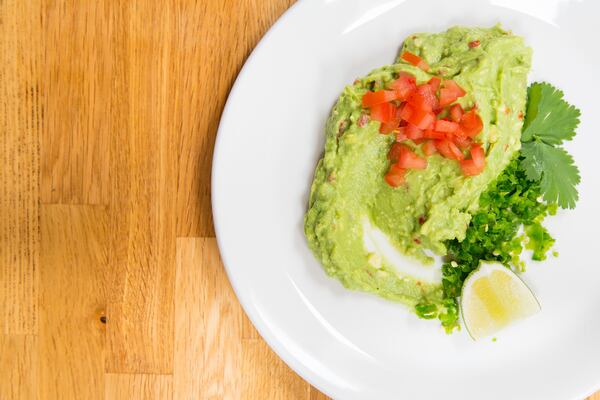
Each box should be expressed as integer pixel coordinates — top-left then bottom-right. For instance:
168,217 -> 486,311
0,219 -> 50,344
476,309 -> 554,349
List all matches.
522,82 -> 581,145
521,141 -> 580,209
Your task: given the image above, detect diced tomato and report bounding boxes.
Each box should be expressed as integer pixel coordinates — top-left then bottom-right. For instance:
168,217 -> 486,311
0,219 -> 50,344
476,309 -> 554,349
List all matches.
396,127 -> 407,142
435,139 -> 464,161
407,108 -> 435,130
384,164 -> 406,187
370,102 -> 397,123
459,143 -> 485,176
399,103 -> 414,121
390,75 -> 417,101
428,77 -> 441,92
451,133 -> 472,149
423,129 -> 445,139
439,80 -> 466,107
387,142 -> 403,162
400,51 -> 430,71
397,145 -> 427,170
460,160 -> 479,176
460,109 -> 484,138
423,140 -> 437,156
468,40 -> 481,48
398,71 -> 415,79
439,89 -> 458,107
362,90 -> 397,108
470,143 -> 486,169
449,104 -> 464,122
434,119 -> 459,133
379,121 -> 398,134
406,124 -> 424,140
444,80 -> 466,97
448,140 -> 465,160
408,84 -> 439,112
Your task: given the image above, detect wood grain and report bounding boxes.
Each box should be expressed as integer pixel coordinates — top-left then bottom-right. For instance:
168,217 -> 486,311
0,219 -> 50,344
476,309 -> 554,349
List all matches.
41,0 -> 112,205
0,335 -> 37,400
38,205 -> 108,399
173,238 -> 311,399
0,0 -> 596,398
105,374 -> 173,400
174,238 -> 243,399
242,339 -> 311,399
172,0 -> 296,237
105,0 -> 178,374
0,0 -> 41,336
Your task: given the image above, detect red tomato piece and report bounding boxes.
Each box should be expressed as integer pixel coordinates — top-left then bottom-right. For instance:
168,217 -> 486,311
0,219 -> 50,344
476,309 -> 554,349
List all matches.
470,143 -> 486,169
434,119 -> 459,133
439,80 -> 466,107
370,102 -> 397,123
439,89 -> 458,107
388,142 -> 403,162
362,90 -> 397,108
407,108 -> 435,130
396,127 -> 407,142
423,140 -> 437,156
399,103 -> 414,122
451,133 -> 472,150
460,159 -> 480,176
428,77 -> 441,92
408,84 -> 439,112
423,129 -> 445,139
434,139 -> 451,159
435,139 -> 464,161
444,80 -> 466,97
468,40 -> 481,48
390,75 -> 417,101
397,145 -> 427,170
460,109 -> 484,138
406,124 -> 424,140
384,164 -> 406,187
379,121 -> 398,134
447,140 -> 465,160
400,51 -> 430,71
449,104 -> 464,122
398,71 -> 415,79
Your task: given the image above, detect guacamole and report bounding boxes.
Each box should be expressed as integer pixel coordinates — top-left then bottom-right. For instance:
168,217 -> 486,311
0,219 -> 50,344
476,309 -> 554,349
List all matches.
304,26 -> 531,309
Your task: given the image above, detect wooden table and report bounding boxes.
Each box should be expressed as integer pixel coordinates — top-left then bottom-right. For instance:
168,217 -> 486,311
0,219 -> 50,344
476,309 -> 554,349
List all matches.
0,1 -> 597,399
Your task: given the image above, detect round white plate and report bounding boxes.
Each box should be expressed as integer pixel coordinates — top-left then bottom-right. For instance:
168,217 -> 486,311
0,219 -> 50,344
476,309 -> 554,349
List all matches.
212,0 -> 600,399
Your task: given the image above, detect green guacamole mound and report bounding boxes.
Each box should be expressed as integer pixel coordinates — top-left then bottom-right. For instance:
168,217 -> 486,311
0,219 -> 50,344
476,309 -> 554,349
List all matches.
304,26 -> 531,311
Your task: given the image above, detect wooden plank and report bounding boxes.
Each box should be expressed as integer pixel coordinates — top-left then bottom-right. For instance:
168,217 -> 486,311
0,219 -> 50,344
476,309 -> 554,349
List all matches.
172,238 -> 312,399
105,1 -> 178,374
0,335 -> 37,400
173,238 -> 243,399
41,0 -> 112,205
589,392 -> 600,400
173,0 -> 296,237
0,0 -> 41,335
105,374 -> 173,400
38,205 -> 109,399
242,339 -> 310,399
310,387 -> 331,400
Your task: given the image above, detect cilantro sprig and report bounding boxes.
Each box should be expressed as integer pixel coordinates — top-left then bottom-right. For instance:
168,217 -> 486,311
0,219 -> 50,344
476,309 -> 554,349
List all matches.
520,82 -> 581,208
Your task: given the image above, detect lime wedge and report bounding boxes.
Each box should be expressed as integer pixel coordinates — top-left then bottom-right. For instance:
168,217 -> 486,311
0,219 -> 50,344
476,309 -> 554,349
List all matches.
461,261 -> 541,340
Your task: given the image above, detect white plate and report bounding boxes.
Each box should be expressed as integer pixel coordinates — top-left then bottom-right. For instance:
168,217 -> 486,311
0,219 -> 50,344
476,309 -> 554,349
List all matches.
212,1 -> 600,399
